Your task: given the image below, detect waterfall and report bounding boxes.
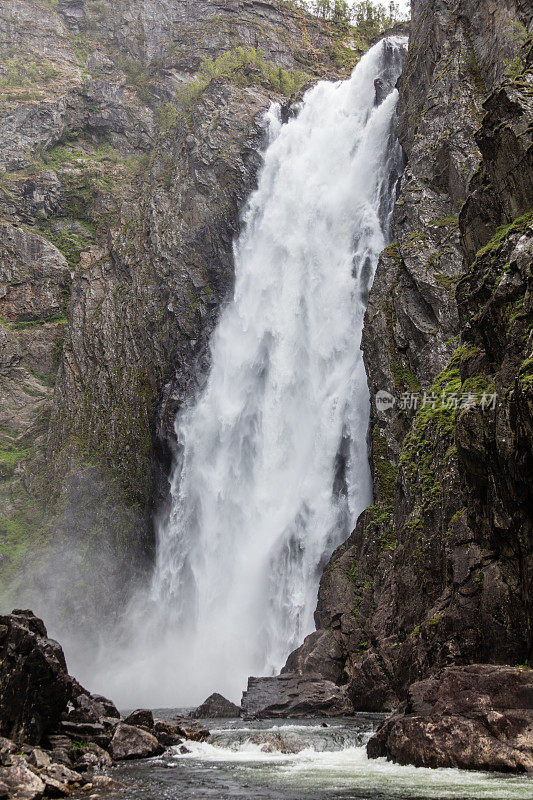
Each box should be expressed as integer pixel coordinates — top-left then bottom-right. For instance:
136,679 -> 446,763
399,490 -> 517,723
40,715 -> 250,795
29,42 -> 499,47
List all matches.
89,37 -> 407,707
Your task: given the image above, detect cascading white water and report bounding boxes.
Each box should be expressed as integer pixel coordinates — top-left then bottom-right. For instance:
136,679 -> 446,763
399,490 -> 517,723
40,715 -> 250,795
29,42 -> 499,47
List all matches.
142,37 -> 407,704
84,37 -> 407,707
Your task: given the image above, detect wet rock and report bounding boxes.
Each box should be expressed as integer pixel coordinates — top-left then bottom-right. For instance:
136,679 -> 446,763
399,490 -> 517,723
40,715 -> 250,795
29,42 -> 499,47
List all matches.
152,721 -> 183,748
190,693 -> 241,719
0,610 -> 73,744
86,774 -> 127,793
178,745 -> 191,755
71,743 -> 113,772
124,709 -> 154,729
241,674 -> 353,719
39,762 -> 84,795
171,719 -> 210,743
26,748 -> 50,770
108,723 -> 164,760
0,757 -> 45,800
90,696 -> 121,720
247,733 -> 307,754
367,665 -> 533,772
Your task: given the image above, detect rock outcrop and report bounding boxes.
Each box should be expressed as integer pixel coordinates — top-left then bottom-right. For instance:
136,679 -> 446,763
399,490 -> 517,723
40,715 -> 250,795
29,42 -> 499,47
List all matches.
276,0 -> 532,727
0,0 -> 375,644
0,609 -> 77,745
367,665 -> 533,773
190,693 -> 241,719
241,674 -> 353,719
0,609 -> 210,797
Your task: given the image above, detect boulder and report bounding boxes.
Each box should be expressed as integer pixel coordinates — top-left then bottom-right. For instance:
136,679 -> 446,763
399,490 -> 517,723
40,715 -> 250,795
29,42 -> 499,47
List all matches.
38,762 -> 84,796
241,673 -> 353,719
90,695 -> 121,719
124,709 -> 154,729
0,611 -> 73,744
190,693 -> 241,718
155,717 -> 209,744
367,665 -> 533,772
247,732 -> 307,754
153,720 -> 183,747
71,743 -> 113,772
87,775 -> 127,793
172,717 -> 209,742
108,723 -> 164,760
0,758 -> 45,800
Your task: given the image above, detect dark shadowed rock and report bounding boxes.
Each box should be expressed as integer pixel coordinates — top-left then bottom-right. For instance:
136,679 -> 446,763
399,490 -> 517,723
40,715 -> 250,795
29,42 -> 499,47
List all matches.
172,719 -> 210,742
84,694 -> 121,720
152,720 -> 183,747
108,723 -> 164,760
241,674 -> 353,719
124,709 -> 155,729
0,611 -> 73,745
71,743 -> 113,772
367,665 -> 533,772
190,693 -> 241,718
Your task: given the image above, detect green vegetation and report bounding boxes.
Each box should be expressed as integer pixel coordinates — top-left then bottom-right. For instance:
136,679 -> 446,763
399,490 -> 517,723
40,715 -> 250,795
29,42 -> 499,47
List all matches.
0,54 -> 58,89
372,428 -> 397,503
399,349 -> 462,510
37,219 -> 95,271
1,313 -> 67,330
0,446 -> 31,481
430,215 -> 459,228
176,46 -> 310,107
472,211 -> 533,268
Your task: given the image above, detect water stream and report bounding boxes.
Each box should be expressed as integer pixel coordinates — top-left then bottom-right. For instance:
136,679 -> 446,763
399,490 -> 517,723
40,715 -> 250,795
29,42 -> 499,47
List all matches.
107,715 -> 532,800
138,36 -> 407,706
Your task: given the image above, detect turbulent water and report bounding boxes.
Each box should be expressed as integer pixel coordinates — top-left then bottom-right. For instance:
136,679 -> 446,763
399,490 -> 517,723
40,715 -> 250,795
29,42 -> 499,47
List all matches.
111,715 -> 533,800
81,37 -> 407,707
137,36 -> 408,706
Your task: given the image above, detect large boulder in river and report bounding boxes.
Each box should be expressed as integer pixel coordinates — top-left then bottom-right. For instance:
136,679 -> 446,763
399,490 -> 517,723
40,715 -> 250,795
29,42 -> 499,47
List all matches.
108,723 -> 164,760
124,709 -> 155,729
190,693 -> 241,718
0,610 -> 73,744
367,665 -> 533,772
241,673 -> 353,719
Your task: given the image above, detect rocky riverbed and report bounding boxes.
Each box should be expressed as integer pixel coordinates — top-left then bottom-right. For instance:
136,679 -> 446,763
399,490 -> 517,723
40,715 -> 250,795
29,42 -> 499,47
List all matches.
1,608 -> 532,800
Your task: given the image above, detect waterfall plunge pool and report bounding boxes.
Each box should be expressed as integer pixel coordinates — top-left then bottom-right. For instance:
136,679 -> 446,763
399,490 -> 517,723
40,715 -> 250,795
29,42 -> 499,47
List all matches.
100,715 -> 531,800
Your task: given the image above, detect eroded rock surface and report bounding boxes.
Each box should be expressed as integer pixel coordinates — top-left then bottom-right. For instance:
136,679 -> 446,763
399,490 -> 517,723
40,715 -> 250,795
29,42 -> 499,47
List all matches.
241,674 -> 353,719
190,693 -> 241,719
280,0 -> 532,725
108,723 -> 163,761
0,0 -> 370,641
367,665 -> 533,772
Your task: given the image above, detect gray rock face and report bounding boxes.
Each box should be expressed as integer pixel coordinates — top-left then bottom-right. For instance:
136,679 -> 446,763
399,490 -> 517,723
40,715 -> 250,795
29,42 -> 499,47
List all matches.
367,665 -> 533,772
190,693 -> 241,719
283,0 -> 532,724
241,674 -> 353,719
0,0 -> 360,638
108,723 -> 164,760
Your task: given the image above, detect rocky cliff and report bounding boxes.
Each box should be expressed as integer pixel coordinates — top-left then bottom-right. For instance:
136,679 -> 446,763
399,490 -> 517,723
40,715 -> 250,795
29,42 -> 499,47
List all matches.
280,0 -> 532,710
0,1 -> 372,627
1,0 -> 530,724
